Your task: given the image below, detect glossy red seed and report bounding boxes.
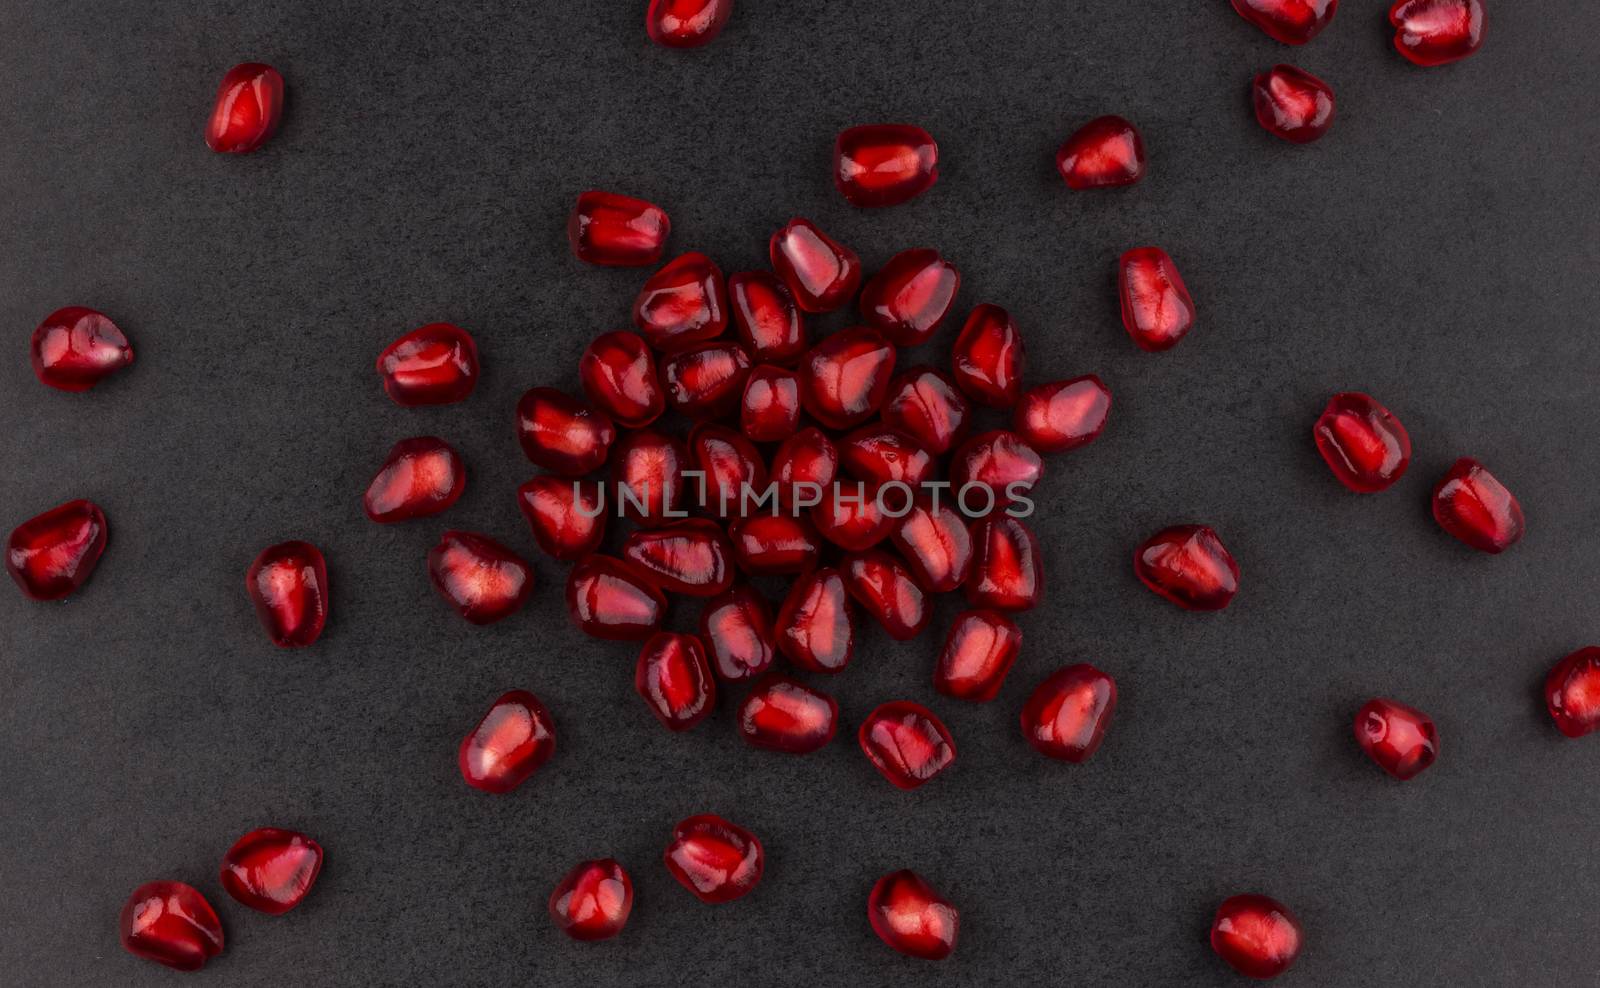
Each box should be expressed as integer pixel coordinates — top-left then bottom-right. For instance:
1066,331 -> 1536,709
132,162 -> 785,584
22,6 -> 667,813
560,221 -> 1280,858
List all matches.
834,124 -> 939,208
1013,376 -> 1111,454
6,499 -> 107,601
840,426 -> 934,491
1390,0 -> 1485,66
858,249 -> 960,346
701,586 -> 776,682
664,814 -> 763,903
859,701 -> 956,789
770,218 -> 861,314
568,190 -> 671,267
646,0 -> 733,48
566,555 -> 668,640
376,322 -> 479,406
868,870 -> 958,960
772,427 -> 839,510
1134,525 -> 1239,611
458,689 -> 556,793
246,540 -> 327,646
663,341 -> 751,420
580,331 -> 664,428
799,327 -> 896,429
622,519 -> 734,596
882,367 -> 971,454
1253,65 -> 1336,144
1021,664 -> 1116,762
934,610 -> 1021,702
951,305 -> 1023,408
1211,894 -> 1303,979
729,270 -> 805,364
1313,392 -> 1411,493
842,551 -> 929,641
633,252 -> 729,353
120,881 -> 224,971
636,632 -> 717,731
1231,0 -> 1338,44
951,430 -> 1043,513
205,62 -> 283,154
967,517 -> 1043,611
518,477 -> 606,560
813,483 -> 896,551
515,388 -> 616,476
776,567 -> 854,673
612,429 -> 688,525
737,673 -> 838,753
30,306 -> 133,391
1056,115 -> 1145,190
219,828 -> 323,915
363,437 -> 465,523
1118,248 -> 1195,352
1354,698 -> 1438,780
740,364 -> 802,443
1432,457 -> 1524,553
729,515 -> 820,575
549,859 -> 633,941
428,531 -> 532,625
1546,647 -> 1600,739
892,499 -> 973,593
691,423 -> 768,516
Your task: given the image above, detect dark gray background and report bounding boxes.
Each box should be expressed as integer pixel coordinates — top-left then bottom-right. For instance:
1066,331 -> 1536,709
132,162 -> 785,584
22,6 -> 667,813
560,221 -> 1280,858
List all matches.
2,1 -> 1595,984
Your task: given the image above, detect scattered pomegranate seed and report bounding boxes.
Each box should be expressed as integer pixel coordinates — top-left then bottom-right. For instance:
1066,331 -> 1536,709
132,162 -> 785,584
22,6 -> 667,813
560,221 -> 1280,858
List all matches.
729,270 -> 806,364
729,514 -> 821,575
1389,0 -> 1486,66
363,436 -> 466,523
834,124 -> 939,208
612,428 -> 688,524
515,388 -> 616,475
840,426 -> 935,490
859,249 -> 960,346
376,322 -> 479,406
663,341 -> 752,420
646,0 -> 733,47
812,483 -> 896,551
966,517 -> 1043,611
428,531 -> 532,625
772,427 -> 839,509
205,62 -> 283,154
518,476 -> 607,560
663,815 -> 764,903
769,217 -> 861,313
1134,525 -> 1239,611
1312,392 -> 1411,493
737,672 -> 838,753
1118,248 -> 1196,352
568,190 -> 671,267
859,701 -> 956,789
622,519 -> 735,596
891,498 -> 973,593
458,689 -> 556,793
950,430 -> 1044,513
1354,698 -> 1438,780
740,364 -> 802,442
1230,0 -> 1339,45
633,252 -> 730,353
690,423 -> 768,516
246,540 -> 328,646
1022,664 -> 1117,762
776,567 -> 854,673
950,304 -> 1024,408
566,555 -> 668,640
219,828 -> 324,914
580,330 -> 665,428
119,881 -> 225,971
934,610 -> 1022,702
1431,457 -> 1524,554
1210,894 -> 1303,979
842,550 -> 930,640
549,859 -> 633,941
1056,115 -> 1146,190
30,306 -> 133,391
1013,376 -> 1112,453
881,367 -> 971,454
635,632 -> 717,731
701,585 -> 776,682
799,326 -> 897,429
1545,648 -> 1600,739
6,498 -> 108,601
1252,65 -> 1336,143
867,870 -> 958,960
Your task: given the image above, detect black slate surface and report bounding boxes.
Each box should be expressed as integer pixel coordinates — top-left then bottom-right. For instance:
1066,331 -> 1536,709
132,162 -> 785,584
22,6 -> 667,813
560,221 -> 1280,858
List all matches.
3,1 -> 1597,985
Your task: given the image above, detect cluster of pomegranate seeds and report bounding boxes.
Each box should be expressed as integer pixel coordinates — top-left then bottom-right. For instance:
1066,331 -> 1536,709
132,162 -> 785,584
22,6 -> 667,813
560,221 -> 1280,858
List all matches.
1211,894 -> 1304,978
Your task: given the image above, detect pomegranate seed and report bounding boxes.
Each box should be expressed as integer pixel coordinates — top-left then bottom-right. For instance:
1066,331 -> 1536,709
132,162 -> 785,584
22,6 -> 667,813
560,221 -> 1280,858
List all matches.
951,304 -> 1024,408
363,437 -> 466,523
729,514 -> 821,575
622,519 -> 735,596
1253,65 -> 1336,143
580,330 -> 665,428
1313,392 -> 1411,493
612,429 -> 688,524
1546,648 -> 1600,739
376,322 -> 479,406
867,870 -> 958,960
891,499 -> 973,593
1056,115 -> 1145,190
842,550 -> 929,640
663,341 -> 752,420
1432,457 -> 1524,553
458,689 -> 556,793
859,249 -> 960,346
950,430 -> 1043,513
567,555 -> 668,640
1118,248 -> 1196,352
881,367 -> 971,454
428,531 -> 532,625
1014,376 -> 1111,453
1134,525 -> 1239,611
1354,697 -> 1438,779
568,190 -> 671,267
1230,0 -> 1338,45
772,427 -> 839,510
204,62 -> 283,154
859,701 -> 956,789
30,306 -> 133,391
813,483 -> 896,551
934,610 -> 1021,702
776,567 -> 854,673
246,540 -> 328,646
549,859 -> 633,941
799,326 -> 897,429
701,586 -> 776,681
1211,894 -> 1303,979
6,499 -> 107,601
966,517 -> 1043,611
1390,0 -> 1486,66
729,270 -> 806,364
518,477 -> 607,560
664,814 -> 763,903
737,672 -> 838,753
834,124 -> 939,208
740,364 -> 802,442
635,632 -> 717,731
691,423 -> 768,516
633,252 -> 729,353
840,426 -> 935,491
119,881 -> 224,971
1021,664 -> 1116,762
219,828 -> 323,914
770,217 -> 861,314
646,0 -> 733,48
515,388 -> 616,475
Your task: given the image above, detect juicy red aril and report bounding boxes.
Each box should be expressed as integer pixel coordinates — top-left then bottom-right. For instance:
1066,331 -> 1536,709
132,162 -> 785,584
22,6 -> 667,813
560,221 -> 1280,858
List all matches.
843,550 -> 929,640
205,62 -> 283,154
691,423 -> 768,516
246,540 -> 327,646
1253,65 -> 1336,144
1211,894 -> 1303,979
701,586 -> 776,681
776,567 -> 854,673
951,430 -> 1044,512
219,828 -> 323,914
1313,392 -> 1411,493
868,870 -> 958,960
1014,376 -> 1111,453
428,531 -> 532,625
376,322 -> 479,406
892,499 -> 973,593
31,306 -> 133,391
6,499 -> 107,601
664,814 -> 763,904
813,484 -> 896,551
633,252 -> 729,352
567,555 -> 668,640
1546,648 -> 1600,739
363,436 -> 465,523
770,217 -> 861,314
834,124 -> 939,208
1135,525 -> 1239,611
1056,115 -> 1146,190
549,859 -> 633,941
518,477 -> 606,560
772,427 -> 839,509
458,689 -> 556,793
740,364 -> 802,442
516,388 -> 616,475
1231,0 -> 1338,45
967,517 -> 1042,611
729,514 -> 820,575
646,0 -> 733,48
622,519 -> 734,596
859,248 -> 960,346
120,881 -> 224,972
568,190 -> 671,267
612,429 -> 687,524
840,426 -> 934,490
636,632 -> 717,731
800,326 -> 896,429
882,367 -> 970,454
580,331 -> 664,428
1432,457 -> 1524,553
1119,248 -> 1195,352
859,700 -> 956,789
1022,664 -> 1116,762
934,610 -> 1021,702
737,673 -> 838,753
1355,697 -> 1438,779
951,304 -> 1023,408
1390,0 -> 1485,67
663,341 -> 751,420
729,270 -> 806,364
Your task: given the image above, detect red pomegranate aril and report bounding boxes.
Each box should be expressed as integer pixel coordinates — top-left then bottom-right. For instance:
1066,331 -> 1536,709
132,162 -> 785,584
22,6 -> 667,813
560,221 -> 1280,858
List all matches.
729,270 -> 805,364
834,124 -> 939,208
951,305 -> 1023,408
376,322 -> 479,406
1231,0 -> 1338,45
1313,392 -> 1411,493
701,586 -> 775,682
646,0 -> 733,48
892,499 -> 973,593
859,249 -> 959,346
567,555 -> 668,640
1211,894 -> 1303,979
518,476 -> 606,560
868,870 -> 958,960
580,330 -> 664,428
1134,525 -> 1239,611
516,388 -> 616,476
246,541 -> 327,646
1013,376 -> 1111,454
951,430 -> 1043,512
934,610 -> 1021,702
205,62 -> 283,154
729,514 -> 820,575
1546,647 -> 1600,739
840,426 -> 934,490
1432,458 -> 1524,553
966,517 -> 1042,611
6,499 -> 107,601
1022,664 -> 1116,762
428,531 -> 532,625
859,701 -> 956,789
691,423 -> 768,516
882,367 -> 970,454
842,551 -> 929,641
664,814 -> 763,903
1355,698 -> 1438,780
772,427 -> 839,509
737,673 -> 838,753
663,341 -> 751,420
770,217 -> 861,314
31,306 -> 133,391
120,881 -> 224,971
813,484 -> 896,551
458,689 -> 556,793
1056,115 -> 1145,190
364,437 -> 465,523
776,567 -> 854,673
612,429 -> 688,524
568,190 -> 670,267
1390,0 -> 1485,67
1119,248 -> 1195,352
740,364 -> 802,442
633,252 -> 729,353
550,859 -> 633,941
1253,65 -> 1336,144
219,828 -> 323,914
636,632 -> 717,731
622,519 -> 734,596
799,326 -> 896,429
